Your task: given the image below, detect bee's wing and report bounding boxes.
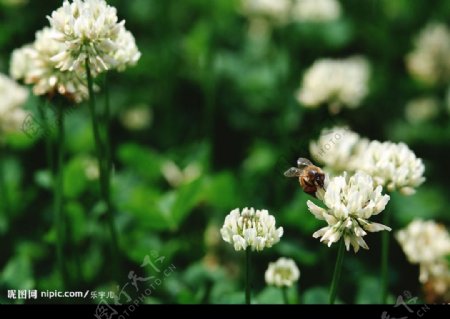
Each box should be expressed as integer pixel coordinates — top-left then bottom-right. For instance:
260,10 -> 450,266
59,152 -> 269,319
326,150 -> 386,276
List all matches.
297,157 -> 313,167
284,167 -> 302,177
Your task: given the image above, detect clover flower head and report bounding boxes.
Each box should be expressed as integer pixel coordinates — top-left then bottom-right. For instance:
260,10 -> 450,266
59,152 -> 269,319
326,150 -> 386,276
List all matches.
48,0 -> 139,75
310,126 -> 367,173
296,56 -> 370,113
0,73 -> 29,136
405,97 -> 439,124
396,219 -> 450,281
406,22 -> 450,86
14,27 -> 90,103
353,141 -> 425,195
265,257 -> 300,288
291,0 -> 341,23
220,207 -> 283,252
240,0 -> 291,24
307,171 -> 391,253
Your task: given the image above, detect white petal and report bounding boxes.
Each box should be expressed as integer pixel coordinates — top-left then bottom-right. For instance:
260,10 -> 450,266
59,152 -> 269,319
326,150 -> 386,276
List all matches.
307,200 -> 327,220
363,221 -> 391,232
313,226 -> 330,239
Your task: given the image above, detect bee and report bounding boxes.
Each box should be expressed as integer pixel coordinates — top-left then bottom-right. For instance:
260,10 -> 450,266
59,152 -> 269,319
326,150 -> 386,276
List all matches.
284,157 -> 325,197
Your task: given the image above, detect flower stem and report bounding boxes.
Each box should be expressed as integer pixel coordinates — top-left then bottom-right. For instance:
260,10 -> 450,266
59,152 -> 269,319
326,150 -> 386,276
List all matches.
246,248 -> 251,305
37,99 -> 54,173
381,211 -> 390,303
282,287 -> 289,305
103,74 -> 111,176
85,60 -> 120,275
329,239 -> 345,304
55,104 -> 67,289
0,156 -> 11,219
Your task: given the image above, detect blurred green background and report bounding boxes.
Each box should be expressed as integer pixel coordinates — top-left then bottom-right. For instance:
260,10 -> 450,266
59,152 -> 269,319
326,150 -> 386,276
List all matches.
0,0 -> 449,304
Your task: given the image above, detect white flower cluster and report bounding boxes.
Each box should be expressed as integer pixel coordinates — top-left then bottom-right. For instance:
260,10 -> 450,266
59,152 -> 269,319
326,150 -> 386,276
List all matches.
48,0 -> 140,76
11,0 -> 140,102
240,0 -> 291,25
404,97 -> 439,124
0,73 -> 28,136
307,172 -> 391,253
406,22 -> 450,86
291,0 -> 341,23
240,0 -> 341,25
354,141 -> 425,195
395,220 -> 450,295
296,56 -> 370,113
310,127 -> 425,195
265,257 -> 300,287
11,27 -> 89,103
161,160 -> 201,188
220,207 -> 283,252
310,126 -> 366,173
120,105 -> 152,131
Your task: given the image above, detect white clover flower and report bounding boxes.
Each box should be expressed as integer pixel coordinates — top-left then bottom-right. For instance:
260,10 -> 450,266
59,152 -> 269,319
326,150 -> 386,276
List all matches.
296,56 -> 370,113
423,259 -> 450,299
405,96 -> 439,124
48,0 -> 139,75
220,207 -> 283,252
310,126 -> 368,173
291,0 -> 341,23
265,257 -> 300,288
307,171 -> 391,253
120,105 -> 152,131
13,27 -> 90,103
82,156 -> 100,181
9,45 -> 34,81
395,219 -> 450,283
161,160 -> 201,188
352,141 -> 425,195
240,0 -> 291,25
406,23 -> 450,86
114,28 -> 141,71
0,73 -> 28,135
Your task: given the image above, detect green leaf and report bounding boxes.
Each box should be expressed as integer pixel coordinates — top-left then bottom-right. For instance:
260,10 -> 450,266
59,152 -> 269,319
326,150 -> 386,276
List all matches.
153,179 -> 204,231
281,193 -> 322,234
117,143 -> 163,182
243,142 -> 277,175
303,287 -> 329,304
65,110 -> 94,153
256,286 -> 284,304
81,244 -> 102,282
63,156 -> 88,198
391,187 -> 449,225
276,240 -> 319,266
355,277 -> 381,304
203,172 -> 239,209
0,254 -> 34,290
34,170 -> 53,189
65,201 -> 87,244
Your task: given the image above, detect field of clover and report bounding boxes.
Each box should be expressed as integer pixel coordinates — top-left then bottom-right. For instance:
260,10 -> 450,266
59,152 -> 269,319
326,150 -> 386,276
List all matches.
0,0 -> 449,305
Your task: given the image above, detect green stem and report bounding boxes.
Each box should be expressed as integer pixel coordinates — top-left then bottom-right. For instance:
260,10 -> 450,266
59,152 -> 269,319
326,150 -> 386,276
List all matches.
55,105 -> 67,289
246,248 -> 251,305
381,211 -> 390,303
37,99 -> 54,173
103,74 -> 111,175
329,239 -> 345,304
282,287 -> 289,305
85,60 -> 120,276
0,156 -> 11,219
